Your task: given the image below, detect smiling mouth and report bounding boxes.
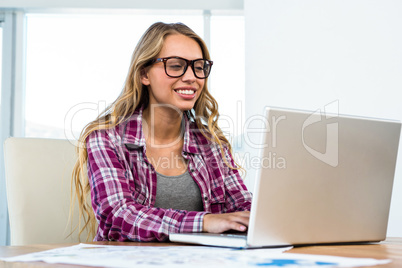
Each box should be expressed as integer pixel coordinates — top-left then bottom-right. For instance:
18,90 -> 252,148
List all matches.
175,89 -> 196,95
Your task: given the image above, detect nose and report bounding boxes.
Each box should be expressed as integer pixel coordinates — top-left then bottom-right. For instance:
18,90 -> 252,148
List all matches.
181,65 -> 197,82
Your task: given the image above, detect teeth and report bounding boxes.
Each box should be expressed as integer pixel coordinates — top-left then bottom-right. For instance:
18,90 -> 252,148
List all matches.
176,89 -> 195,95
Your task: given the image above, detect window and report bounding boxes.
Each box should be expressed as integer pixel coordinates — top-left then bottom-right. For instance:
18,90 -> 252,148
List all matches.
25,12 -> 204,139
0,22 -> 6,246
24,12 -> 245,143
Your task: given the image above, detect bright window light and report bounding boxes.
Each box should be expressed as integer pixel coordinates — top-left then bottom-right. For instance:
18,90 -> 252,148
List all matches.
25,12 -> 244,141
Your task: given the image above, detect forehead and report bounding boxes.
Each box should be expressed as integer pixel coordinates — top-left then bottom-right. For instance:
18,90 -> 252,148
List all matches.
158,34 -> 203,59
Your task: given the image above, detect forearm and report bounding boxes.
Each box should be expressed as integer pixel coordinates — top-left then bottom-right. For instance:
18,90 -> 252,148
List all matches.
94,201 -> 208,241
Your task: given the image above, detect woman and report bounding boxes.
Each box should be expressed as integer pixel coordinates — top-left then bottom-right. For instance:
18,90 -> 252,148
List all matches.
72,22 -> 252,242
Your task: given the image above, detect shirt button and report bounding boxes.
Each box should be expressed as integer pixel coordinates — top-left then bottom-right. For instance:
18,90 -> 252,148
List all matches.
204,196 -> 208,201
190,169 -> 195,173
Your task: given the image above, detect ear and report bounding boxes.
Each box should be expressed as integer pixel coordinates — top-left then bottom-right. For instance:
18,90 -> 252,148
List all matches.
140,68 -> 150,86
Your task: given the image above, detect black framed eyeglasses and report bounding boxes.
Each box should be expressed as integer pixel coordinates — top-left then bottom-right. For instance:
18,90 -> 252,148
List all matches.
151,56 -> 213,79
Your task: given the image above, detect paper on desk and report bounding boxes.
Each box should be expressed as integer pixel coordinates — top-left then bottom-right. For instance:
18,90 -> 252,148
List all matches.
1,243 -> 391,268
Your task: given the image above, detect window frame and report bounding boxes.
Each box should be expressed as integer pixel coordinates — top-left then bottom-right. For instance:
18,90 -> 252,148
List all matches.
0,10 -> 26,246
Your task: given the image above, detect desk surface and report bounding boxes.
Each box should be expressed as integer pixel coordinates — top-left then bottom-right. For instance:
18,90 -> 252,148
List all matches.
1,237 -> 402,267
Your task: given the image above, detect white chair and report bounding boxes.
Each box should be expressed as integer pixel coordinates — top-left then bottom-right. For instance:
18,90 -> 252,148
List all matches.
4,137 -> 91,245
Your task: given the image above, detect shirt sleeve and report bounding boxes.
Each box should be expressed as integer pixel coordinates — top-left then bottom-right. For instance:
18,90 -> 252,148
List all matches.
87,129 -> 208,242
222,146 -> 253,212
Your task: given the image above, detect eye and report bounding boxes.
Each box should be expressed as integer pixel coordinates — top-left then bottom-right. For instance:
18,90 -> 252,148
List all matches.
168,64 -> 183,71
166,59 -> 185,70
194,62 -> 205,72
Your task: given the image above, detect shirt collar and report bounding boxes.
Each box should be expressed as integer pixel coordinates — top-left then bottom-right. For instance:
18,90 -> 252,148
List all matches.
182,112 -> 202,155
120,107 -> 145,148
121,106 -> 202,155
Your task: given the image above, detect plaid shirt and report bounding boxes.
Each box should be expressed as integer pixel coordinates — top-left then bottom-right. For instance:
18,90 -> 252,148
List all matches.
87,107 -> 252,242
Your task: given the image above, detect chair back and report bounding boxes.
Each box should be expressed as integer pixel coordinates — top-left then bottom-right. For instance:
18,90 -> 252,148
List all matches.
4,137 -> 91,245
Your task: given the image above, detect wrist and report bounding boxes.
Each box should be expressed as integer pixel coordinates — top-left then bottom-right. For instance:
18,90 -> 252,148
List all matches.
202,213 -> 211,232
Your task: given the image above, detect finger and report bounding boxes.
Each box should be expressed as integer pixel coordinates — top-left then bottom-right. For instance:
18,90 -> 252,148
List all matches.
225,216 -> 249,231
227,221 -> 247,232
238,224 -> 247,232
230,213 -> 250,226
233,211 -> 251,218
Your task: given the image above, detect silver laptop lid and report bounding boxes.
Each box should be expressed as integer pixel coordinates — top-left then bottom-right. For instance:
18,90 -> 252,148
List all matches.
247,107 -> 401,247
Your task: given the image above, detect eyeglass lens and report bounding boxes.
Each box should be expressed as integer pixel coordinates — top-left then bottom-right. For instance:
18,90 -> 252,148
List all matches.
165,58 -> 211,79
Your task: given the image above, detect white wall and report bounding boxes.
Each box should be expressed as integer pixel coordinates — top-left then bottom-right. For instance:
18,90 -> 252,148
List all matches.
244,0 -> 402,237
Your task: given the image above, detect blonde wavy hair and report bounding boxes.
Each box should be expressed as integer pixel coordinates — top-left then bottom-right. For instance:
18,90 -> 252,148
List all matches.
71,22 -> 238,241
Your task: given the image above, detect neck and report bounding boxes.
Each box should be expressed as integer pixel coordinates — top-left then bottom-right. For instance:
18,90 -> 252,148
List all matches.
142,105 -> 184,145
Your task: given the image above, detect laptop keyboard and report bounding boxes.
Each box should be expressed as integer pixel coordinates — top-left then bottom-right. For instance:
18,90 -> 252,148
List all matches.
219,233 -> 247,238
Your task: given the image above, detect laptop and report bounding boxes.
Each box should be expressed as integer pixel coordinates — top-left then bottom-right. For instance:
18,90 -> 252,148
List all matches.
169,106 -> 401,248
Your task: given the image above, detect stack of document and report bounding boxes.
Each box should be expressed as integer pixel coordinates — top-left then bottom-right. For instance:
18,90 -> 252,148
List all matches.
1,243 -> 391,267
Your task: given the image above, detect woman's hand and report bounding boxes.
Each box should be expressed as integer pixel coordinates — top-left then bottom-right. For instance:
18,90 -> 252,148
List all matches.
202,211 -> 250,233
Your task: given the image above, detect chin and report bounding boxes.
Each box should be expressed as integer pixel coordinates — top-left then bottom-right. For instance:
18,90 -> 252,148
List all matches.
178,106 -> 195,113
176,102 -> 196,112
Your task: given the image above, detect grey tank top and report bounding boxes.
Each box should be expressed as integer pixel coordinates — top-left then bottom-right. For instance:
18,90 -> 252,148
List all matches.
154,170 -> 204,211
